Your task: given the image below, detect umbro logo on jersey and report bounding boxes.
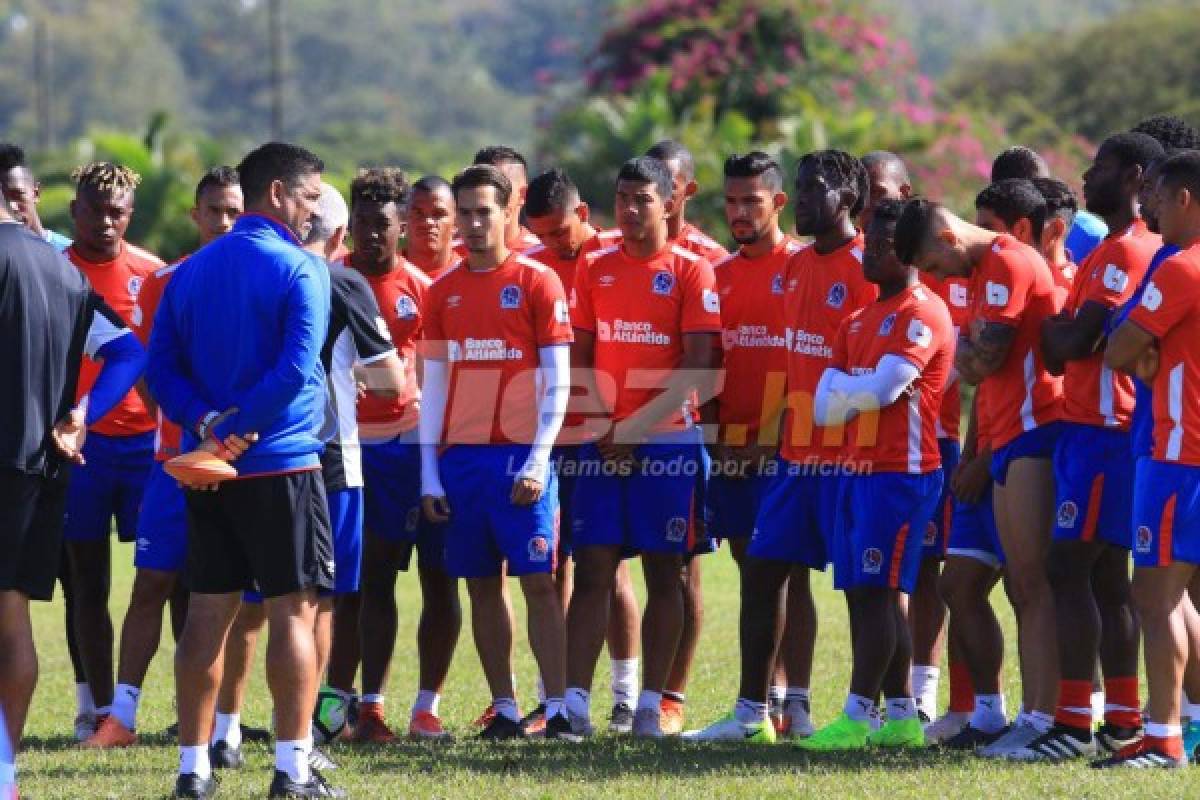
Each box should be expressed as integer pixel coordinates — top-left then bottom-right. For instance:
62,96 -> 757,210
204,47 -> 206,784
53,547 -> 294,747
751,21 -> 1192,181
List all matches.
826,282 -> 847,308
771,273 -> 784,294
446,294 -> 462,309
500,284 -> 522,309
1056,500 -> 1078,529
652,271 -> 674,295
878,313 -> 897,336
396,295 -> 418,320
862,547 -> 883,574
665,516 -> 687,543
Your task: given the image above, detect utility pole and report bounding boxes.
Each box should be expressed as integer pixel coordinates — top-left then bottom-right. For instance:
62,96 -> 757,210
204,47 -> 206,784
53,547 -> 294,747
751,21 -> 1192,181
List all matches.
33,17 -> 51,150
269,0 -> 283,139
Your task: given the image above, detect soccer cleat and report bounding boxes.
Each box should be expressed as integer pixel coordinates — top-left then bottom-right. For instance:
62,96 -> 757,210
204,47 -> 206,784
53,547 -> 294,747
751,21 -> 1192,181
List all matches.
544,713 -> 584,742
267,768 -> 346,798
1007,724 -> 1095,762
1184,720 -> 1200,761
1091,739 -> 1187,769
659,697 -> 685,735
977,719 -> 1042,759
782,698 -> 815,739
172,772 -> 218,799
520,703 -> 547,735
350,703 -> 396,744
633,708 -> 665,738
209,740 -> 244,770
867,717 -> 925,748
308,747 -> 337,772
569,709 -> 595,738
940,724 -> 1007,751
473,703 -> 498,728
81,714 -> 137,748
1095,722 -> 1141,754
478,714 -> 526,740
409,710 -> 452,741
73,711 -> 98,742
608,702 -> 634,734
794,714 -> 870,752
923,711 -> 969,744
681,714 -> 776,743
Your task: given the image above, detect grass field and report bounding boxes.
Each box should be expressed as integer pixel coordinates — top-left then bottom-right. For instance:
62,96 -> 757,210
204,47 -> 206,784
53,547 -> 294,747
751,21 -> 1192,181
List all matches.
15,542 -> 1200,798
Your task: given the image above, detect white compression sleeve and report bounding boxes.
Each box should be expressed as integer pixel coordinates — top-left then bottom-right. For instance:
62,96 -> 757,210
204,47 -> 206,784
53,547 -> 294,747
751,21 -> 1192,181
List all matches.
814,354 -> 921,426
418,358 -> 449,497
517,345 -> 570,484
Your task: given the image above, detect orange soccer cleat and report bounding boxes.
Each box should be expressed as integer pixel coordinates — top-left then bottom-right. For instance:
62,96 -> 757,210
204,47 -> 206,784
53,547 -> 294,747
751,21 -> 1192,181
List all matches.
81,715 -> 137,749
409,710 -> 452,741
351,701 -> 397,744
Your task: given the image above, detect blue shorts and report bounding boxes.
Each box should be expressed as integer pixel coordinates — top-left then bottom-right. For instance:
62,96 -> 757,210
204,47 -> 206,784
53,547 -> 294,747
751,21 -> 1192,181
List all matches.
706,467 -> 773,542
361,433 -> 446,573
553,445 -> 581,559
133,461 -> 187,572
833,470 -> 943,593
441,444 -> 558,578
990,421 -> 1064,485
1132,459 -> 1200,568
946,487 -> 1005,567
922,438 -> 961,560
327,487 -> 363,594
746,459 -> 842,569
571,430 -> 704,556
1052,423 -> 1133,548
64,431 -> 155,542
689,446 -> 717,557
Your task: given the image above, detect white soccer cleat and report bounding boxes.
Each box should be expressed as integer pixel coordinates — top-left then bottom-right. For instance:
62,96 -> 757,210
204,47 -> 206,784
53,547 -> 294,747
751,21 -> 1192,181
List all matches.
924,711 -> 970,744
681,714 -> 774,743
978,719 -> 1042,759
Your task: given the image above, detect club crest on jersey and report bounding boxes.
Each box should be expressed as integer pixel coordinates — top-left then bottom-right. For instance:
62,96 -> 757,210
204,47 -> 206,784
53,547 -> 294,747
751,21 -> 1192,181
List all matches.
652,271 -> 675,295
826,282 -> 846,308
665,516 -> 688,543
923,520 -> 938,546
1136,525 -> 1153,553
862,547 -> 883,574
527,535 -> 550,563
1057,500 -> 1078,529
127,275 -> 144,298
878,313 -> 897,336
771,273 -> 784,294
500,284 -> 522,309
395,295 -> 418,320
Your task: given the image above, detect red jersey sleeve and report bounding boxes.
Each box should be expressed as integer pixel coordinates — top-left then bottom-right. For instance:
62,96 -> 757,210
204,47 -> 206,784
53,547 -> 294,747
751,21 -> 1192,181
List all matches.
679,257 -> 722,333
132,271 -> 166,345
976,247 -> 1033,327
1128,253 -> 1200,338
887,296 -> 952,373
571,255 -> 597,333
830,314 -> 851,372
531,268 -> 574,347
1082,242 -> 1141,309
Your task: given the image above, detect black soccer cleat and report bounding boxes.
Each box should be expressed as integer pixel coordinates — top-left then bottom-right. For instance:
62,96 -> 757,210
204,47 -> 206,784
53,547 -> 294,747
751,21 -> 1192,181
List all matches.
173,772 -> 218,799
1095,722 -> 1142,754
940,724 -> 1007,751
478,714 -> 526,740
608,702 -> 634,735
209,740 -> 244,770
268,768 -> 346,798
544,713 -> 583,742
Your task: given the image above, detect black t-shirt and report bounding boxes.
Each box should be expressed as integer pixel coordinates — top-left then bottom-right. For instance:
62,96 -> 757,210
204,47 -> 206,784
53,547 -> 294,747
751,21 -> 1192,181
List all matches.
0,221 -> 126,476
319,265 -> 396,490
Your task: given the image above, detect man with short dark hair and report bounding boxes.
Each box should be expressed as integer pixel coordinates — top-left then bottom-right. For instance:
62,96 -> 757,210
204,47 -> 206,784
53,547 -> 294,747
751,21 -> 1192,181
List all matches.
0,142 -> 72,251
406,176 -> 459,280
458,145 -> 541,255
147,141 -> 343,798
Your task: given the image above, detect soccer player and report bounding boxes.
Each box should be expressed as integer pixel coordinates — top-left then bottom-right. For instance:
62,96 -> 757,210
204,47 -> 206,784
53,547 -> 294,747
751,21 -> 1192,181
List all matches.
798,195 -> 954,750
405,175 -> 460,280
1101,149 -> 1200,768
688,150 -> 875,743
0,204 -> 145,792
146,142 -> 343,799
894,194 -> 1064,758
0,142 -> 72,250
992,145 -> 1108,263
83,167 -> 246,749
419,164 -> 576,741
349,168 -> 460,742
1025,132 -> 1165,761
564,156 -> 721,738
63,162 -> 164,738
1031,177 -> 1082,298
452,145 -> 541,256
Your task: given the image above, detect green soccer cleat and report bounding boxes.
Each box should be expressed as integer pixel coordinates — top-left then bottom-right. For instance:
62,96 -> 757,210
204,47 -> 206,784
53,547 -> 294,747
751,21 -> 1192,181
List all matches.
682,713 -> 777,744
794,714 -> 870,751
867,717 -> 926,748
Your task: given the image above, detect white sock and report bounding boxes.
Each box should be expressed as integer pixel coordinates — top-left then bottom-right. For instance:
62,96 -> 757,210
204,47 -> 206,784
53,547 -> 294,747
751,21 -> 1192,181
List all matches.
412,690 -> 439,717
911,666 -> 940,715
492,697 -> 520,723
971,694 -> 1007,733
111,683 -> 141,730
1028,710 -> 1054,734
885,697 -> 918,722
362,693 -> 385,706
1146,721 -> 1183,738
212,712 -> 241,748
76,683 -> 96,715
545,697 -> 565,720
844,693 -> 875,723
610,659 -> 639,707
734,697 -> 768,724
275,738 -> 310,784
768,685 -> 786,715
565,688 -> 590,720
636,690 -> 662,714
179,744 -> 211,779
536,675 -> 546,704
785,687 -> 811,710
1091,690 -> 1106,724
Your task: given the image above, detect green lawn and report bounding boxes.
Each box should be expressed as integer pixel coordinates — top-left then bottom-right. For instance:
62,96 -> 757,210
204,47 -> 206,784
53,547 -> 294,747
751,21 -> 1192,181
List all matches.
16,543 -> 1200,798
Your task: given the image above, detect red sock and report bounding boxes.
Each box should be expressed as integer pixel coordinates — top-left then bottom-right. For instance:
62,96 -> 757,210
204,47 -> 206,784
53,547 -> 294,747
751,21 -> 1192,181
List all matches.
1104,676 -> 1141,729
1055,679 -> 1094,729
948,660 -> 973,714
1146,734 -> 1184,760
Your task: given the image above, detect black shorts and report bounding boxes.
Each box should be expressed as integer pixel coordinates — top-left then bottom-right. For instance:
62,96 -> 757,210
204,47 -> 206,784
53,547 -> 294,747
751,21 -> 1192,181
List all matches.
184,469 -> 335,599
0,468 -> 69,601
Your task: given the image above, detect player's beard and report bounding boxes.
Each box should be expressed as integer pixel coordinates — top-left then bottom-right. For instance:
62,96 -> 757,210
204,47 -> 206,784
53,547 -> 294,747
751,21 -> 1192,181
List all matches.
731,222 -> 766,246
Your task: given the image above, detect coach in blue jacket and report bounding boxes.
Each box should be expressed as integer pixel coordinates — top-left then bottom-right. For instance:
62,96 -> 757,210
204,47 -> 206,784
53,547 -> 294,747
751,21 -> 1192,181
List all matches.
147,142 -> 342,799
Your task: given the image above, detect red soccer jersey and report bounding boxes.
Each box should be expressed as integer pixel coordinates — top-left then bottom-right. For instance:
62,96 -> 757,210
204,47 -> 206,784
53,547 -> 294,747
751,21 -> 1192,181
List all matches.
832,284 -> 955,473
1127,244 -> 1200,465
595,222 -> 729,266
778,235 -> 878,463
921,273 -> 970,441
969,234 -> 1063,449
452,226 -> 541,259
422,253 -> 572,445
132,261 -> 183,459
572,242 -> 722,429
713,236 -> 803,445
1062,219 -> 1161,429
345,254 -> 431,439
69,241 -> 162,436
525,233 -> 610,309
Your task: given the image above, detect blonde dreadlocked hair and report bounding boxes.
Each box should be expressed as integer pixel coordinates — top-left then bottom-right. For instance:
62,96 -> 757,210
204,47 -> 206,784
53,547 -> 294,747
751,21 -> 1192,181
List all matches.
71,162 -> 142,195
